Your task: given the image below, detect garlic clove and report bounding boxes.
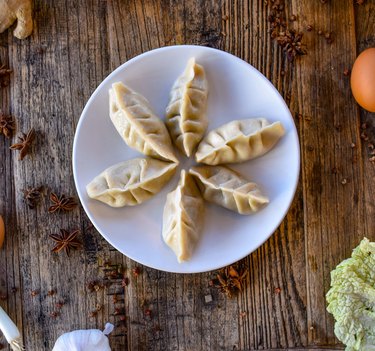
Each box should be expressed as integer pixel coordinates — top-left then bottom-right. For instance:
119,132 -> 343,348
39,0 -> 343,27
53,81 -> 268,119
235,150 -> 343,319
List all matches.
102,323 -> 114,336
52,323 -> 113,351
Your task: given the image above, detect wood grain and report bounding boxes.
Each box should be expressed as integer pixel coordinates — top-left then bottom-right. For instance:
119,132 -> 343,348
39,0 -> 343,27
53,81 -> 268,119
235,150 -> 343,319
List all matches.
0,0 -> 374,350
290,0 -> 369,347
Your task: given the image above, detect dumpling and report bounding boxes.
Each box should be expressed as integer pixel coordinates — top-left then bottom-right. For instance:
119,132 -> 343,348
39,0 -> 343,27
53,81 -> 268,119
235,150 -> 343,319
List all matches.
162,170 -> 204,263
195,118 -> 285,165
166,58 -> 208,157
109,82 -> 178,163
86,158 -> 177,207
189,165 -> 269,215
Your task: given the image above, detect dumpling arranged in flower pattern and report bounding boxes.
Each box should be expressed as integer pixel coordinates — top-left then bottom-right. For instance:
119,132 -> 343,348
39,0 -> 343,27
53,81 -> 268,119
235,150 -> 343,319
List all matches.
195,118 -> 284,165
86,58 -> 286,263
165,58 -> 208,157
189,165 -> 269,215
109,82 -> 178,163
162,170 -> 204,262
86,158 -> 177,207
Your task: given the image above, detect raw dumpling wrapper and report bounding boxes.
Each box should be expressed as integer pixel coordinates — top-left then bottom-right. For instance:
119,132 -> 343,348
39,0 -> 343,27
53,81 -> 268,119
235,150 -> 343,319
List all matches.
110,82 -> 178,163
87,158 -> 177,207
195,118 -> 285,165
163,170 -> 204,262
166,58 -> 208,157
189,165 -> 269,215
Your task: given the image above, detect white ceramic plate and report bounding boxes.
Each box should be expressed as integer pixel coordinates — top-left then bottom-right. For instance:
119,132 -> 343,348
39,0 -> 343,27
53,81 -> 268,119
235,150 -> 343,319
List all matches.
73,45 -> 300,273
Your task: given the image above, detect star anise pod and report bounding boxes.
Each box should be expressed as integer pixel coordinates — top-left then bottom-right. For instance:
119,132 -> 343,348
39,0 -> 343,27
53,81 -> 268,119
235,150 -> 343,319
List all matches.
49,229 -> 82,256
213,263 -> 248,298
48,192 -> 78,213
23,186 -> 43,209
276,29 -> 306,61
0,112 -> 15,138
9,128 -> 35,160
0,64 -> 12,87
217,273 -> 233,298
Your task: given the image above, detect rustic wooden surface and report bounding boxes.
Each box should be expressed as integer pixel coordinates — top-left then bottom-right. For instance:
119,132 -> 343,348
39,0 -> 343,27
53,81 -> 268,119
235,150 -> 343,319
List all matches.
0,1 -> 374,350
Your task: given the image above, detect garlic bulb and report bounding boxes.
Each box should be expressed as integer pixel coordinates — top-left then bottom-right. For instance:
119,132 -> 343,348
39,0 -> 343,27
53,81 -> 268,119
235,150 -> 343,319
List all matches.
0,306 -> 24,351
52,323 -> 114,351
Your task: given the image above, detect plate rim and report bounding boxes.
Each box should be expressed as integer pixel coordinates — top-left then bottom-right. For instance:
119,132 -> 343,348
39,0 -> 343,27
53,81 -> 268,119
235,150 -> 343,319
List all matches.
72,45 -> 301,274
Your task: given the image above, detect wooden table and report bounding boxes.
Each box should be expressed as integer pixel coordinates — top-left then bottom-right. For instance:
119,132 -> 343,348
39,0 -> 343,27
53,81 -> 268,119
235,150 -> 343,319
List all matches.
0,1 -> 374,350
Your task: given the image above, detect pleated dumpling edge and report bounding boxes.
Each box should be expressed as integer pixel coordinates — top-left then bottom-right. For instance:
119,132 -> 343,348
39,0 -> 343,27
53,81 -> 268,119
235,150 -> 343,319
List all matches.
86,158 -> 177,207
109,82 -> 178,163
162,170 -> 205,263
166,58 -> 208,157
195,118 -> 285,165
189,165 -> 269,215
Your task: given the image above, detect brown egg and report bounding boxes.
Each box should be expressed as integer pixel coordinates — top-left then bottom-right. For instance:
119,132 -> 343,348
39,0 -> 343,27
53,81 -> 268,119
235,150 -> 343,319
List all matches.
351,48 -> 375,112
0,215 -> 4,249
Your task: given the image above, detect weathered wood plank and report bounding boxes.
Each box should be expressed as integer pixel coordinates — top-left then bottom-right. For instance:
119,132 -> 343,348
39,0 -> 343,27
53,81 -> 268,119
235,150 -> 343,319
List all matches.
291,0 -> 364,347
0,29 -> 24,351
